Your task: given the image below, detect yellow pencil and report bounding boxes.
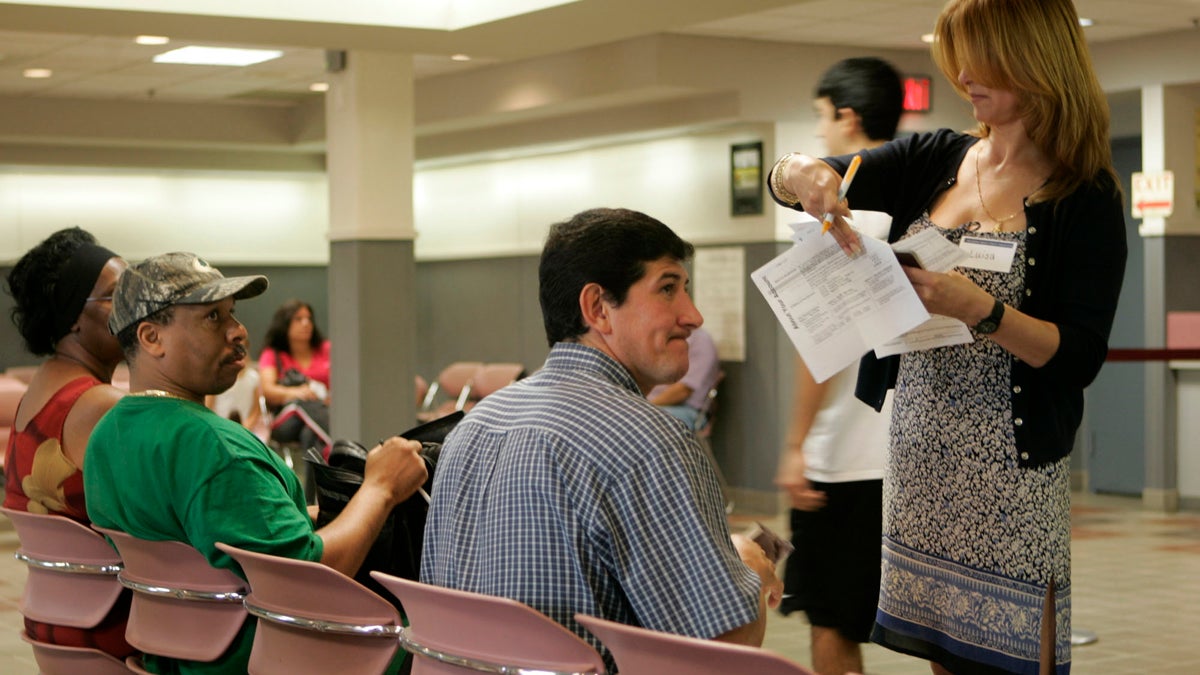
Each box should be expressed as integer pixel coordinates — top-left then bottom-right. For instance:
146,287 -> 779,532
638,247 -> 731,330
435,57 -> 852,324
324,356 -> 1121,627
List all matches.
821,154 -> 862,234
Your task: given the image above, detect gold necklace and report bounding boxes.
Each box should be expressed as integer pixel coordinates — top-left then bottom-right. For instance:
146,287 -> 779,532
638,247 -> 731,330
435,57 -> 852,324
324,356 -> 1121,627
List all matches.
133,389 -> 191,401
974,144 -> 1025,228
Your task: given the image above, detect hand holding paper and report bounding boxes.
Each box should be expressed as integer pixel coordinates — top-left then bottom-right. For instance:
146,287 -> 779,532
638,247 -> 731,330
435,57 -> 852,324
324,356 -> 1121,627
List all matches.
746,522 -> 795,565
751,218 -> 929,382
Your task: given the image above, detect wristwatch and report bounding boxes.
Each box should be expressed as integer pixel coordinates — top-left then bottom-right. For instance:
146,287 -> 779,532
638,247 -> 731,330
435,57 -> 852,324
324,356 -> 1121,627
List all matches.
974,298 -> 1005,334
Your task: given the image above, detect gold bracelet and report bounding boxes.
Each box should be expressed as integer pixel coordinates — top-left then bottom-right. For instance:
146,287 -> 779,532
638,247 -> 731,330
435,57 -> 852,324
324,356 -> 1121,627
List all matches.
771,152 -> 801,206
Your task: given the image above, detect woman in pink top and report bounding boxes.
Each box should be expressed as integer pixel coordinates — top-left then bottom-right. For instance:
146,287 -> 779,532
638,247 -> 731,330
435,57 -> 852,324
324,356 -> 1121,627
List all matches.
258,299 -> 331,409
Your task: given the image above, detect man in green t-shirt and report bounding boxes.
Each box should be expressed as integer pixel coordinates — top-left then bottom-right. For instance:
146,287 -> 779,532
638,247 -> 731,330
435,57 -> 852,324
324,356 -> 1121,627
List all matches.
85,252 -> 428,674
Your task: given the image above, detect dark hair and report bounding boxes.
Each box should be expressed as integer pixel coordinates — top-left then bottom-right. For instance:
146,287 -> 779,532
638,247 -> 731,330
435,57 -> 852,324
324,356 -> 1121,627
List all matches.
539,208 -> 694,347
117,305 -> 175,360
263,299 -> 324,355
815,57 -> 904,142
6,227 -> 98,356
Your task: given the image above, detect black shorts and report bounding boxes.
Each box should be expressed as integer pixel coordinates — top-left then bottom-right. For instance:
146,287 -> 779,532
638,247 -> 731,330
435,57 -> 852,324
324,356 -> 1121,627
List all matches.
780,479 -> 883,644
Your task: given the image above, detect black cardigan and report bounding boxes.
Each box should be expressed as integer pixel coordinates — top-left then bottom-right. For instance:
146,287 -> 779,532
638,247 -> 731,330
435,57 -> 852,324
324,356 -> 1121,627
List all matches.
769,129 -> 1128,467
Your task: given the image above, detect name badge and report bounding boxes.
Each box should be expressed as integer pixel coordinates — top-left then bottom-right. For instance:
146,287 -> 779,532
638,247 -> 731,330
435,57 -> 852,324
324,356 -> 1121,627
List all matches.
959,236 -> 1017,273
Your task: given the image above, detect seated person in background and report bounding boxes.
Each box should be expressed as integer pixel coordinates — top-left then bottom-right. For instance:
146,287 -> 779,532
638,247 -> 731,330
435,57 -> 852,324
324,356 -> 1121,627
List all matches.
259,299 -> 331,450
646,325 -> 720,430
422,208 -> 782,673
205,350 -> 266,440
259,299 -> 331,409
84,252 -> 428,674
2,226 -> 133,659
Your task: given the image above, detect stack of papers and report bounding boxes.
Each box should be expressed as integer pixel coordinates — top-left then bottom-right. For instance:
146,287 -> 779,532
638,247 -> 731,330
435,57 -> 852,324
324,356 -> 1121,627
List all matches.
752,217 -> 971,383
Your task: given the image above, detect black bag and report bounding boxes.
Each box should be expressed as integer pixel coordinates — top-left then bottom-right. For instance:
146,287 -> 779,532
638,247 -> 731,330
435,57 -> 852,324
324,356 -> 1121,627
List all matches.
305,411 -> 463,606
270,399 -> 331,449
268,351 -> 333,449
268,365 -> 311,416
279,367 -> 309,388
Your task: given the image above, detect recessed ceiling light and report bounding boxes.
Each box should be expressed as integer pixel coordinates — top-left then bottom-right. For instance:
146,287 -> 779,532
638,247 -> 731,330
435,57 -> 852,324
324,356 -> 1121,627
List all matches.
23,68 -> 52,78
921,33 -> 935,44
136,35 -> 170,45
153,46 -> 283,67
309,82 -> 329,92
450,54 -> 472,62
1078,17 -> 1094,27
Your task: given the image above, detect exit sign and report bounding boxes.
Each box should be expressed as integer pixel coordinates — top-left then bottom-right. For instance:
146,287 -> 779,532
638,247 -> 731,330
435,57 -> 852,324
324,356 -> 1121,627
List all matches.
903,76 -> 931,113
1131,171 -> 1174,218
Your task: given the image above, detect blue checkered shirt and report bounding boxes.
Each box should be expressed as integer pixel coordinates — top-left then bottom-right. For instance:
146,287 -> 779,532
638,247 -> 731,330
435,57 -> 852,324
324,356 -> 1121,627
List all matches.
421,343 -> 760,669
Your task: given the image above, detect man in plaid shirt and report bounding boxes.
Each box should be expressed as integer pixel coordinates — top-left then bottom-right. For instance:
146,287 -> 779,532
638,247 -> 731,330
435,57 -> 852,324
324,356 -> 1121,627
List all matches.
422,208 -> 782,671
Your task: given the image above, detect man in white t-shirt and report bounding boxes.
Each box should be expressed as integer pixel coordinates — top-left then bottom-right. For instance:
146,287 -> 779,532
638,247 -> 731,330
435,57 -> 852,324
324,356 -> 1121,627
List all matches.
773,57 -> 904,675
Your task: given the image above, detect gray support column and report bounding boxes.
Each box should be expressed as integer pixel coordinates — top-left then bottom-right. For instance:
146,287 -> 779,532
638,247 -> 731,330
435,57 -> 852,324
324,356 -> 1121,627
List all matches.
1143,238 -> 1177,511
1139,84 -> 1178,511
325,51 -> 417,444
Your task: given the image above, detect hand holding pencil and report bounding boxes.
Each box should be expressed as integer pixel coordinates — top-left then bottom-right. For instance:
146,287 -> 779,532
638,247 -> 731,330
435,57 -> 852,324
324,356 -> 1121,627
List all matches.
822,154 -> 861,233
821,154 -> 864,257
770,151 -> 864,257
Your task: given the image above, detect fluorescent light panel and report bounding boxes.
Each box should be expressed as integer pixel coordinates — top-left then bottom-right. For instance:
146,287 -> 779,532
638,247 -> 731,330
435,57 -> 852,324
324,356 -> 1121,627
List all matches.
153,45 -> 282,66
17,1 -> 580,31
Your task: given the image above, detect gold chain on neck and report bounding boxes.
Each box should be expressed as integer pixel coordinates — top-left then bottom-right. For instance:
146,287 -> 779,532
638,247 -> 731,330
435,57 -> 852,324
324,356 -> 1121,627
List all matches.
974,144 -> 1025,228
133,389 -> 190,401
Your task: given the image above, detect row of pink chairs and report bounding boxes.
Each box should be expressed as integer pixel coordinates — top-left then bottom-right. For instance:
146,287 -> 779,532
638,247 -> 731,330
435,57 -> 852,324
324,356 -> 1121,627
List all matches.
416,361 -> 525,423
5,506 -> 820,674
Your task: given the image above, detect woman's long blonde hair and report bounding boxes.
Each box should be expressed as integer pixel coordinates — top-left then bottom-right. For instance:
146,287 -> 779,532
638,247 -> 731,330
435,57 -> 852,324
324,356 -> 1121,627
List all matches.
932,0 -> 1120,203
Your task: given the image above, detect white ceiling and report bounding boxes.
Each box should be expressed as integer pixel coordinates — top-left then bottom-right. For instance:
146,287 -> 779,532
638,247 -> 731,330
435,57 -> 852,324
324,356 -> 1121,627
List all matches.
0,0 -> 1197,106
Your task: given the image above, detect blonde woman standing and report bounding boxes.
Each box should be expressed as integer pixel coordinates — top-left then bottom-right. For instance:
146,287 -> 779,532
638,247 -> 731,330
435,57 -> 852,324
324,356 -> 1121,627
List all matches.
768,1 -> 1127,672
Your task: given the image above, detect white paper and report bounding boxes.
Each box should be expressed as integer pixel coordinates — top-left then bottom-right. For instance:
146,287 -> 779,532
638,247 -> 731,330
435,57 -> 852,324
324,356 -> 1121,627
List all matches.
890,226 -> 969,272
875,227 -> 974,356
693,247 -> 746,361
874,314 -> 973,357
752,220 -> 930,383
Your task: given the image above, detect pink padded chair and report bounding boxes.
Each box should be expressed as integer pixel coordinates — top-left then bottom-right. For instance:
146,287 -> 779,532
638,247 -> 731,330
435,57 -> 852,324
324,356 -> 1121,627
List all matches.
94,528 -> 247,664
21,632 -> 133,675
370,572 -> 605,675
109,362 -> 131,392
0,374 -> 28,465
216,542 -> 402,675
415,375 -> 430,413
470,363 -> 524,398
3,507 -> 132,674
461,363 -> 525,411
2,507 -> 125,630
576,613 -> 823,675
417,361 -> 483,422
3,365 -> 38,385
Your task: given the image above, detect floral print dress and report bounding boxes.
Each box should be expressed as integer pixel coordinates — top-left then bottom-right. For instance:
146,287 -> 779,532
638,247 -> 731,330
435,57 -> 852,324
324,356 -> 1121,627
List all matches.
873,216 -> 1072,675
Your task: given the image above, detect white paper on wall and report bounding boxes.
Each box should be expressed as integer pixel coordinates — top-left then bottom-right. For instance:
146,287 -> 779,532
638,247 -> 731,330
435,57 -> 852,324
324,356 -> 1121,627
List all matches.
693,246 -> 746,362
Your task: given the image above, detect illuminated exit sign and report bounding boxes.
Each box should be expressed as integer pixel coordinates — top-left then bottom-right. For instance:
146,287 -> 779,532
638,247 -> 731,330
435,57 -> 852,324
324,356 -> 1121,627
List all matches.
904,76 -> 931,113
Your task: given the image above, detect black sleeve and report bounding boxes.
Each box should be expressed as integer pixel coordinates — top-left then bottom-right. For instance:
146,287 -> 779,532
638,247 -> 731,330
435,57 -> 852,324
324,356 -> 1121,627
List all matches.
1035,177 -> 1129,387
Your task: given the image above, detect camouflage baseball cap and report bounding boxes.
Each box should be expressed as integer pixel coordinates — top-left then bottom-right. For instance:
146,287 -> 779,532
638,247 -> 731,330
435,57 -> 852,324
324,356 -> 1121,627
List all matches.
108,252 -> 268,335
